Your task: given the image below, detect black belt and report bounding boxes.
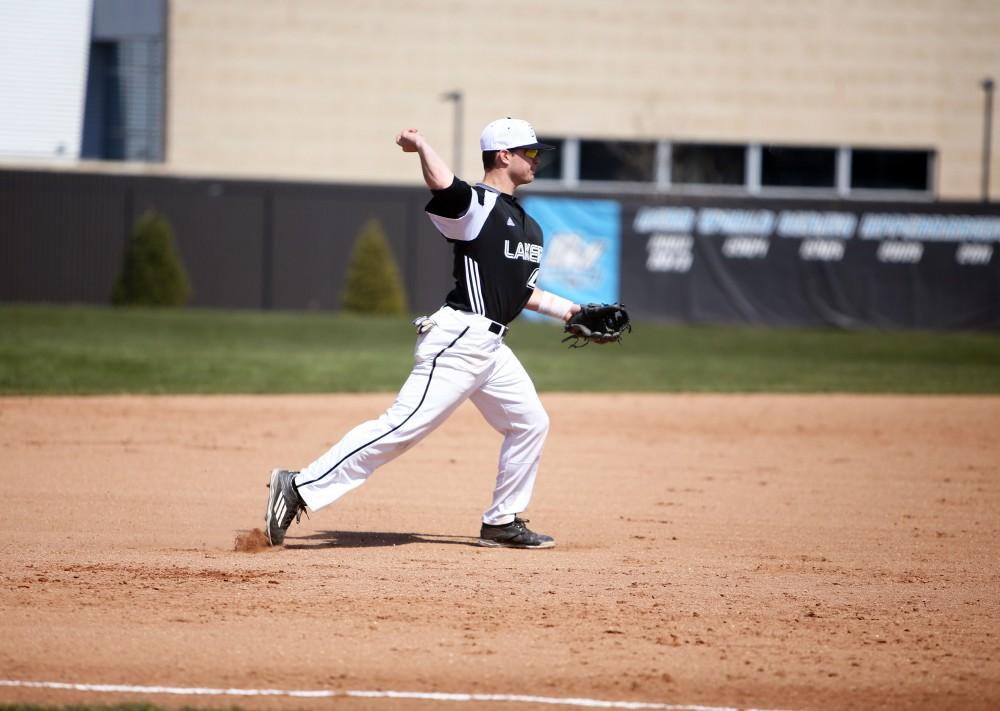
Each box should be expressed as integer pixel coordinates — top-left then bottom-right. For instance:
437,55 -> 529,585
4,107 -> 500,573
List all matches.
450,307 -> 508,337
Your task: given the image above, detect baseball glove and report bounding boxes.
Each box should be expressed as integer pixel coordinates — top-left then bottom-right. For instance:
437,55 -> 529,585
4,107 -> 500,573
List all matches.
562,303 -> 631,347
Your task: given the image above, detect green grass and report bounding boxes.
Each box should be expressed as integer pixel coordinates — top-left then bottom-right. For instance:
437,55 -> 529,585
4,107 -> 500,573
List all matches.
1,304 -> 998,394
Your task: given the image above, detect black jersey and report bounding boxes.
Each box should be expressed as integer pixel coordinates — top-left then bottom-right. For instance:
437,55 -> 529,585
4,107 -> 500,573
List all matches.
425,177 -> 543,326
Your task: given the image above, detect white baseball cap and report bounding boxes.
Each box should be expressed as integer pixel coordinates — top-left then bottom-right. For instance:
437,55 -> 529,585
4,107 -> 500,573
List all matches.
479,118 -> 556,152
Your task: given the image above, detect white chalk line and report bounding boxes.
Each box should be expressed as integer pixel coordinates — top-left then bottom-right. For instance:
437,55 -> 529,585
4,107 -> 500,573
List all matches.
0,679 -> 793,711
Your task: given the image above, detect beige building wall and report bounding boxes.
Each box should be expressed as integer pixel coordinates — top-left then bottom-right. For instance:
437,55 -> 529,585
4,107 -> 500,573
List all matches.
167,0 -> 1000,200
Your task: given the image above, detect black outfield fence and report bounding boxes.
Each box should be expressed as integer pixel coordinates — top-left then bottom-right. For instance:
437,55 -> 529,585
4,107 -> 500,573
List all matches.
0,169 -> 452,314
1,168 -> 998,329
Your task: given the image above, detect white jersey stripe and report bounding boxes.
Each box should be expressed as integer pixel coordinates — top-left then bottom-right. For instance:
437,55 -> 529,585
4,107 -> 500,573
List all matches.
465,256 -> 485,315
473,259 -> 486,315
471,258 -> 485,315
464,257 -> 477,314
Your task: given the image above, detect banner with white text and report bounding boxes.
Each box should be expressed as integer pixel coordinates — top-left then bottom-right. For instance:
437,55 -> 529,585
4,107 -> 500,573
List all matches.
619,198 -> 1000,329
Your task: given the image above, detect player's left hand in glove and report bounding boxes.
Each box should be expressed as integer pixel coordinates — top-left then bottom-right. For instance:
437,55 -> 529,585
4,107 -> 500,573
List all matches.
563,303 -> 631,347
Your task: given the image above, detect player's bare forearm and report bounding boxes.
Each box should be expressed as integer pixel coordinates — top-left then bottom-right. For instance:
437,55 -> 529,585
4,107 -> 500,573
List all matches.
526,288 -> 580,322
396,128 -> 454,190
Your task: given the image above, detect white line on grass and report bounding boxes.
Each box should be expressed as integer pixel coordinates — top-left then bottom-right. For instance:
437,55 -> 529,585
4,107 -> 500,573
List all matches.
0,679 -> 793,711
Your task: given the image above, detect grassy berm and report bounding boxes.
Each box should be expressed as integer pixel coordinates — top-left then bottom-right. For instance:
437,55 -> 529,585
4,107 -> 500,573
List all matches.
1,304 -> 998,394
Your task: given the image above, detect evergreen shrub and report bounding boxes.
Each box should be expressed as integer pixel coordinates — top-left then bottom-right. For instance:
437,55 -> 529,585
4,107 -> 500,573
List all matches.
340,219 -> 409,315
112,209 -> 192,307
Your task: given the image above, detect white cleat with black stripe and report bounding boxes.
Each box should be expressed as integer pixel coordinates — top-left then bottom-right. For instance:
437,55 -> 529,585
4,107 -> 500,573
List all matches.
264,468 -> 307,546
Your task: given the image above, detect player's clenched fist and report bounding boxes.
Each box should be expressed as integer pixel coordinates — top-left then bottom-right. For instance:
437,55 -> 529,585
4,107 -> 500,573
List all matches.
396,128 -> 423,152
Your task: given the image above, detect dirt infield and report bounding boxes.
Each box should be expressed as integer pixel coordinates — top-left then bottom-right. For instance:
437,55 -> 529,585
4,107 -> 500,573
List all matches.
1,394 -> 998,711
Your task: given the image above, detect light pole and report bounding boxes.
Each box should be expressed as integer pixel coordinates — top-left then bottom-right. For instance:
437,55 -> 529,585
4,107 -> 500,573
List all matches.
442,90 -> 463,177
982,77 -> 994,202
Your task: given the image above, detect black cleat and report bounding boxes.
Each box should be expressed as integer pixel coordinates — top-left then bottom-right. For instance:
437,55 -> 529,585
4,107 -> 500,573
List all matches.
478,517 -> 555,549
264,468 -> 306,546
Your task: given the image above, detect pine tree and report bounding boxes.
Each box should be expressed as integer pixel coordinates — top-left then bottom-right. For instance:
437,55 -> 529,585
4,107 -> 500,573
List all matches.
112,210 -> 192,306
340,219 -> 409,315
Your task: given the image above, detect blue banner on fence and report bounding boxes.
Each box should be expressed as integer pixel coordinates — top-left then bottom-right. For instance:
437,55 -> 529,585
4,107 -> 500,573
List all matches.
520,196 -> 621,320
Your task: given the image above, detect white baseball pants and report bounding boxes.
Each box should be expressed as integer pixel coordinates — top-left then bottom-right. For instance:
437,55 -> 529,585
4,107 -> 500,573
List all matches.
293,306 -> 549,525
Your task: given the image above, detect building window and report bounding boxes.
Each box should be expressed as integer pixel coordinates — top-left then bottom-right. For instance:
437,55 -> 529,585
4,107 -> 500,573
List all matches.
579,140 -> 656,182
672,143 -> 745,185
81,0 -> 165,162
534,137 -> 564,180
532,136 -> 935,196
761,146 -> 836,188
851,149 -> 932,191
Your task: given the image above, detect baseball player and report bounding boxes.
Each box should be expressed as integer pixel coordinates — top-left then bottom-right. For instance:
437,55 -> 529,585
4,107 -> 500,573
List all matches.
265,118 -> 583,549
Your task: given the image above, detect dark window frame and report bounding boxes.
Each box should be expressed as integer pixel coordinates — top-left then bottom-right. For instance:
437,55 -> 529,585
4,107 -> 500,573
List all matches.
671,142 -> 746,186
533,136 -> 565,181
761,145 -> 837,188
578,139 -> 657,183
850,148 -> 933,192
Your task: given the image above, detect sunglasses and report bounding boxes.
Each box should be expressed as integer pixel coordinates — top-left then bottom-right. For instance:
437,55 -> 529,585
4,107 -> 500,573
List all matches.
515,148 -> 540,159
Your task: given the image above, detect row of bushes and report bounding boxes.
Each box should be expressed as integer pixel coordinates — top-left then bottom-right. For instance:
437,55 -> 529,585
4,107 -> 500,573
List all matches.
113,210 -> 408,314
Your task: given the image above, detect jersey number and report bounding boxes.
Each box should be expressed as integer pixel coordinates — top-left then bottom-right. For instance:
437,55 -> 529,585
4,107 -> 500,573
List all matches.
527,267 -> 540,289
